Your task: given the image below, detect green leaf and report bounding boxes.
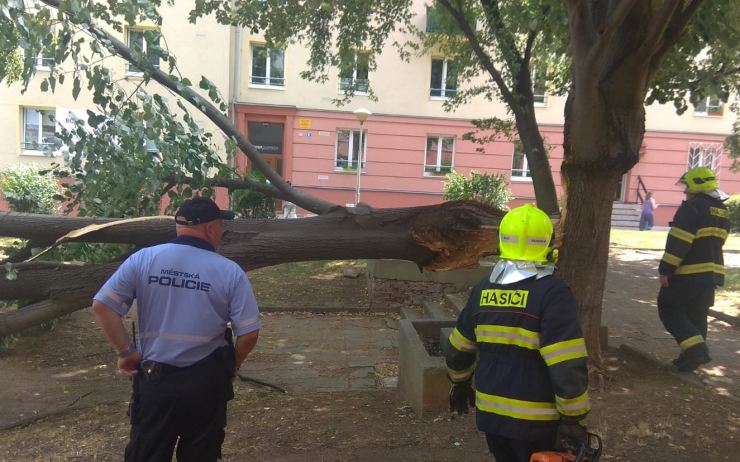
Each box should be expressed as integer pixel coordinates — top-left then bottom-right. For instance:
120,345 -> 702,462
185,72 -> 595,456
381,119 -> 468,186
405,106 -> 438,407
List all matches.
72,76 -> 81,100
40,80 -> 49,92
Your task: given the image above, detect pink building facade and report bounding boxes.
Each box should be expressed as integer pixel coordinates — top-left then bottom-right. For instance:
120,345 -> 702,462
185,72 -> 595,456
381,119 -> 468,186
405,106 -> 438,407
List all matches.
235,103 -> 738,226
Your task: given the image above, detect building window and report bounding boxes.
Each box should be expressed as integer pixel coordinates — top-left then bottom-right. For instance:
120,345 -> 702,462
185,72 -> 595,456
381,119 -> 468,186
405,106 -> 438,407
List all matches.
532,67 -> 547,106
250,44 -> 285,87
694,96 -> 724,117
339,52 -> 370,94
430,58 -> 457,98
126,28 -> 160,75
22,107 -> 56,155
511,141 -> 531,180
688,142 -> 721,171
425,136 -> 454,175
335,129 -> 366,170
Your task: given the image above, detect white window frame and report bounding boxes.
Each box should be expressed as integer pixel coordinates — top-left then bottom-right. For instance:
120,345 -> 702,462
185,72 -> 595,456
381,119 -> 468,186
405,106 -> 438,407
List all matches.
249,44 -> 285,89
511,141 -> 532,181
334,129 -> 367,171
430,58 -> 457,100
339,52 -> 370,95
21,107 -> 56,156
694,96 -> 724,117
33,53 -> 54,71
126,28 -> 160,76
424,135 -> 455,175
688,142 -> 722,173
532,68 -> 547,107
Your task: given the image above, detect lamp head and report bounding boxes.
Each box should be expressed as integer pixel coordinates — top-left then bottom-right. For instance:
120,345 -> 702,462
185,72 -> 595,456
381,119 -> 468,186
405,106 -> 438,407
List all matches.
353,108 -> 372,123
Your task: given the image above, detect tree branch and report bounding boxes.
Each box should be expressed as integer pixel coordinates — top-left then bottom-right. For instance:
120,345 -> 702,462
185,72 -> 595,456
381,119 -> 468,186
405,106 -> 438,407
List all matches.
636,0 -> 683,61
39,0 -> 334,215
586,0 -> 641,70
523,30 -> 538,66
436,0 -> 516,108
649,0 -> 708,67
564,0 -> 595,60
163,175 -> 289,199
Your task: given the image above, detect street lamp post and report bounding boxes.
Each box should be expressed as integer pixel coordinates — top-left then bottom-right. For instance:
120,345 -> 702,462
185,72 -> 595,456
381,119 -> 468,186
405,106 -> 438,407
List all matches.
353,108 -> 372,205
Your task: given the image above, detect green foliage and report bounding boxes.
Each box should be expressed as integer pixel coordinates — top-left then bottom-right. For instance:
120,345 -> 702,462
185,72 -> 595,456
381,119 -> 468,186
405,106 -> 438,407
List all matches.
444,170 -> 512,210
42,242 -> 134,264
0,24 -> 22,84
0,164 -> 60,214
231,172 -> 276,219
726,194 -> 740,232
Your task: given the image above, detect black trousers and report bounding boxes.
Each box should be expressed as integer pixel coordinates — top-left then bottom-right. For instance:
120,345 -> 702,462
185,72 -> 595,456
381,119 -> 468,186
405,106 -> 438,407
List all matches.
125,351 -> 233,462
486,432 -> 557,462
657,281 -> 715,346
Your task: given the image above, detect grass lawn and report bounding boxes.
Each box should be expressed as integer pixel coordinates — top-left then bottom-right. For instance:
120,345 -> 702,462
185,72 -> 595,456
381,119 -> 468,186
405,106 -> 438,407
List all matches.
610,229 -> 740,252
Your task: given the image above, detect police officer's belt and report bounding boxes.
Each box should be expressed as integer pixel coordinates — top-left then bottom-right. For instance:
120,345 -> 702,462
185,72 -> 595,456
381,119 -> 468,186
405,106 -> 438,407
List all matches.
139,345 -> 229,383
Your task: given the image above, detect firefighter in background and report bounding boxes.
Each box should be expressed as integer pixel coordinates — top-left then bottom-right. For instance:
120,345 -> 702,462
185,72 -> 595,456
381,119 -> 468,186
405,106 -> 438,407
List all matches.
658,166 -> 730,372
445,204 -> 590,462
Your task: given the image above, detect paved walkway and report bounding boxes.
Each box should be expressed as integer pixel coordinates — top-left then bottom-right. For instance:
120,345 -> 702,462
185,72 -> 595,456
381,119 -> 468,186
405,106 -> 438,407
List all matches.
241,312 -> 399,394
603,249 -> 740,401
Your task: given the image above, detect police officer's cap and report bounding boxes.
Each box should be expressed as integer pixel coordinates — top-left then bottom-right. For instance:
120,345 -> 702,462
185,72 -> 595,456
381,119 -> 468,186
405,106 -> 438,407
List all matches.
175,197 -> 236,225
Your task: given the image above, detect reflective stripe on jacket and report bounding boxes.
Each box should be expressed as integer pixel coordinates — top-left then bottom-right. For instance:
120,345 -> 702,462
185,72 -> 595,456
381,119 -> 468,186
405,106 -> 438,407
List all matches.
445,274 -> 590,440
659,194 -> 730,286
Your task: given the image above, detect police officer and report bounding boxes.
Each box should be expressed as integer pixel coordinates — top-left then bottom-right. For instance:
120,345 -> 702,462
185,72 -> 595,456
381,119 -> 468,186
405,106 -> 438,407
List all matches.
92,197 -> 261,462
658,166 -> 730,372
445,204 -> 590,462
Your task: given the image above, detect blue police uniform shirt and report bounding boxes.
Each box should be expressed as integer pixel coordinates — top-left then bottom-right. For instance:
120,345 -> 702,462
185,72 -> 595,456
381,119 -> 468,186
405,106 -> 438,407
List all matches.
94,236 -> 261,367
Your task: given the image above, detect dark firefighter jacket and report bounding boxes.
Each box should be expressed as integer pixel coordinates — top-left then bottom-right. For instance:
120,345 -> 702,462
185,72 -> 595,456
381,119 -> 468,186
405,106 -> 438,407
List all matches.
659,193 -> 730,286
445,274 -> 590,440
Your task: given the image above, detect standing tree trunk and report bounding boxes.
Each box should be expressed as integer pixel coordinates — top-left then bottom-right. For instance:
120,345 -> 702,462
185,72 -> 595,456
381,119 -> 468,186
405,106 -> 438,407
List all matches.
559,0 -> 657,368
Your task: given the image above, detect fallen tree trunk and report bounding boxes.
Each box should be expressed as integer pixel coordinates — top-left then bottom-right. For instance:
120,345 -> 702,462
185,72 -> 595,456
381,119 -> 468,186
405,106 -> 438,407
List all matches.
0,201 -> 503,336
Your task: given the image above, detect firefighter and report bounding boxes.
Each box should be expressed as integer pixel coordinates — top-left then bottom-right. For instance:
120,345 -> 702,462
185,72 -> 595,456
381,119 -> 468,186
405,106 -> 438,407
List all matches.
445,204 -> 590,462
658,166 -> 730,372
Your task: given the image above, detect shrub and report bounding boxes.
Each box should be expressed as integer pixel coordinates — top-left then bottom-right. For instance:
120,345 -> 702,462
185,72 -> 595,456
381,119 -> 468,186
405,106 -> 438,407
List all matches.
0,164 -> 60,214
444,170 -> 513,210
726,194 -> 740,232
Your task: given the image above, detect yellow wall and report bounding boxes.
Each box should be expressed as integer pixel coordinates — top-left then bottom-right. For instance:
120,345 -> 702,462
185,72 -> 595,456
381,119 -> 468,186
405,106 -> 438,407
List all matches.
0,0 -> 233,170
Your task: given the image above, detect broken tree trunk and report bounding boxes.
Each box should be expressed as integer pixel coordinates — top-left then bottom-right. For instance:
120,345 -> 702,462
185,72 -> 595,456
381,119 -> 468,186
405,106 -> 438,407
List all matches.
0,201 -> 504,336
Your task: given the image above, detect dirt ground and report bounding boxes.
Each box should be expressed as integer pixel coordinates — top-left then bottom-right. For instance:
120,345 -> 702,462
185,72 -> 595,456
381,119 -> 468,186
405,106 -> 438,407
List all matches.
0,261 -> 738,461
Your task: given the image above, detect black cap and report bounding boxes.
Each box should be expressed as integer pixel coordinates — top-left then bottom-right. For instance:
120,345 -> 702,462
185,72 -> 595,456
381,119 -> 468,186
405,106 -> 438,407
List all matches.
175,197 -> 235,225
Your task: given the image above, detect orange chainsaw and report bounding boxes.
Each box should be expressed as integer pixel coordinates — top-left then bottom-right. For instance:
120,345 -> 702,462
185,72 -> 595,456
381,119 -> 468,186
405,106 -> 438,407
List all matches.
530,432 -> 602,462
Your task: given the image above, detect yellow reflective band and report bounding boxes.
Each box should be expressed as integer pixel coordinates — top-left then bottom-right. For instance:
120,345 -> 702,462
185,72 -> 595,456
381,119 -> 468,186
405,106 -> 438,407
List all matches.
449,327 -> 477,352
475,325 -> 540,350
555,391 -> 591,417
710,207 -> 729,218
476,390 -> 559,421
679,335 -> 704,350
674,263 -> 725,276
660,252 -> 683,267
479,289 -> 530,308
696,227 -> 729,240
540,338 -> 588,366
447,364 -> 475,383
668,227 -> 695,244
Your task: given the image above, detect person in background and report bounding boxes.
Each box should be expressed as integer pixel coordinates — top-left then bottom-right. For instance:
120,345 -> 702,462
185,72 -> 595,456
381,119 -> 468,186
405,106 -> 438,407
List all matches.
658,167 -> 730,372
639,191 -> 658,231
282,181 -> 298,219
92,197 -> 261,462
445,204 -> 590,462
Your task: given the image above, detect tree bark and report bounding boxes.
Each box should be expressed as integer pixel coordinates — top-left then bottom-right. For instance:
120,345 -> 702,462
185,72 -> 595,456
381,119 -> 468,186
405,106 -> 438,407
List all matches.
558,68 -> 647,367
0,201 -> 504,336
